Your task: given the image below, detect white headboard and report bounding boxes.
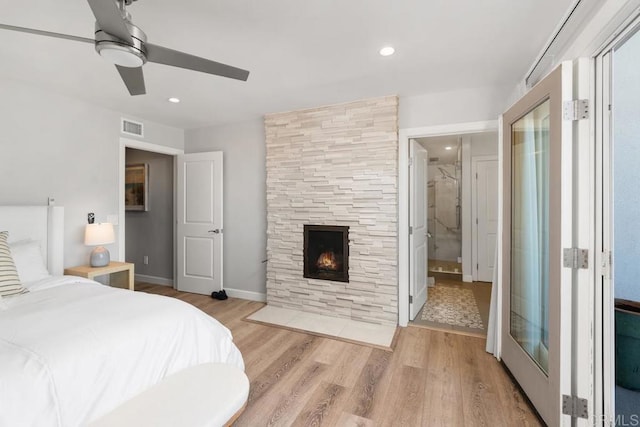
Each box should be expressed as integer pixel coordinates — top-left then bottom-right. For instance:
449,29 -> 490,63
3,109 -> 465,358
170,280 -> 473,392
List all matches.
0,206 -> 65,275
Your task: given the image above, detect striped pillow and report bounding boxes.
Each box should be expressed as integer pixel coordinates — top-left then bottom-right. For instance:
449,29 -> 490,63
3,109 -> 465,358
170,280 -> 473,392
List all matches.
0,231 -> 28,297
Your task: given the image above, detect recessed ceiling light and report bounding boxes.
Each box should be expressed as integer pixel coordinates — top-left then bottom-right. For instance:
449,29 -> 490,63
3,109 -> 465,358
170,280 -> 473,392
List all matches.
379,46 -> 395,57
168,97 -> 181,103
445,146 -> 453,150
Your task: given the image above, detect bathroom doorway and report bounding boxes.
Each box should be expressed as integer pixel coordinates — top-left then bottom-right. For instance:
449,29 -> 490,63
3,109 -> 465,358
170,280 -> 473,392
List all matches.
409,132 -> 497,336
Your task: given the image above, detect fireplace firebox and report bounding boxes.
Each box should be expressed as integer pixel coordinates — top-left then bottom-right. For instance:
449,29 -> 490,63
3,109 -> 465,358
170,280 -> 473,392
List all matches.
303,225 -> 349,282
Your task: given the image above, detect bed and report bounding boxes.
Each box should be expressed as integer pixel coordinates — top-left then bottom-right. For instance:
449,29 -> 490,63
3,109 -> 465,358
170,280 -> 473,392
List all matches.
0,206 -> 244,426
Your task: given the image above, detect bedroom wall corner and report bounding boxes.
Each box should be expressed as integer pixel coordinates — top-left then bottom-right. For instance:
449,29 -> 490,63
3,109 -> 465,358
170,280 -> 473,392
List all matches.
0,77 -> 184,270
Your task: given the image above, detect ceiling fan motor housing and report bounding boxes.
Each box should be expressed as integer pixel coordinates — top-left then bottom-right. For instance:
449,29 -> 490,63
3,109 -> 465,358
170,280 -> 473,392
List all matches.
94,20 -> 147,67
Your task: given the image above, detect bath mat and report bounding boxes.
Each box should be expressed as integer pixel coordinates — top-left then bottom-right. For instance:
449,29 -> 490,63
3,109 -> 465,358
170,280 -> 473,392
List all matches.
421,285 -> 484,329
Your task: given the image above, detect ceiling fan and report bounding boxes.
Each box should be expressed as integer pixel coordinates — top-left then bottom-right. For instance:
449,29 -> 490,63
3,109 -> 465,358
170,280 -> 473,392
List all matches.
0,0 -> 249,96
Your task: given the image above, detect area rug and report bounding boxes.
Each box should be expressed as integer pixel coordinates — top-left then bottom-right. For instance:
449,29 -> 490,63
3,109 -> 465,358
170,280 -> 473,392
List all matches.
421,285 -> 484,329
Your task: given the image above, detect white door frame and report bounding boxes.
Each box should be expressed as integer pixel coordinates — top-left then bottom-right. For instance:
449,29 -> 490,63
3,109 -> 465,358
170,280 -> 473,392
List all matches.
118,138 -> 184,285
398,120 -> 498,326
471,155 -> 498,282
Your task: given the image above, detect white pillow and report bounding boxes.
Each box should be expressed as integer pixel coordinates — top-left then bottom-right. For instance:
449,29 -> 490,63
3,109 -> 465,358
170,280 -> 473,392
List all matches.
9,240 -> 51,285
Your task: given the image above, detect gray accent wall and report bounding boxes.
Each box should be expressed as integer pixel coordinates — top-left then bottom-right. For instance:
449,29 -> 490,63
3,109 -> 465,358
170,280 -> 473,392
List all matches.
181,90 -> 505,300
125,148 -> 174,282
185,119 -> 267,297
0,77 -> 183,269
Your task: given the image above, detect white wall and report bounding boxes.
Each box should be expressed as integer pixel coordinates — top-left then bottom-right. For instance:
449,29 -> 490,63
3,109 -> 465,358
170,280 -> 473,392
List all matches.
399,85 -> 513,129
185,119 -> 267,297
461,132 -> 499,281
0,77 -> 183,269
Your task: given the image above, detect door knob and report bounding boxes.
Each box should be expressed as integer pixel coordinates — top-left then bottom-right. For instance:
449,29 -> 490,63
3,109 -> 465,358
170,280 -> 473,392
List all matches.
208,229 -> 221,234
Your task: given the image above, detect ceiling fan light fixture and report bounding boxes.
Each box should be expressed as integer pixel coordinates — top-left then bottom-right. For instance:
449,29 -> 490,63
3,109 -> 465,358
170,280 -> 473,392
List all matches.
96,42 -> 146,67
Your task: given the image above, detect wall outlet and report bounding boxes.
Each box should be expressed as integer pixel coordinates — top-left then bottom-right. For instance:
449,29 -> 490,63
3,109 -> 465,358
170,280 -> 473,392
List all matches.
143,256 -> 149,265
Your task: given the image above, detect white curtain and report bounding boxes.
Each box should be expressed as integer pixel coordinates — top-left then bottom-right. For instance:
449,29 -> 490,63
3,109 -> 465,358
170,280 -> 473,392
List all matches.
486,241 -> 500,356
515,113 -> 543,357
486,111 -> 548,366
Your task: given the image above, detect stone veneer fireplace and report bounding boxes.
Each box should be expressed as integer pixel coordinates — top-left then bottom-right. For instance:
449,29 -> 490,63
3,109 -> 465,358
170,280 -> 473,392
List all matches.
265,95 -> 399,325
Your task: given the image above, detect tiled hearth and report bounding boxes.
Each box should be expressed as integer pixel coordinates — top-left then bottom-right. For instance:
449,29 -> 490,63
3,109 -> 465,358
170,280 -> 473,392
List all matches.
265,96 -> 399,325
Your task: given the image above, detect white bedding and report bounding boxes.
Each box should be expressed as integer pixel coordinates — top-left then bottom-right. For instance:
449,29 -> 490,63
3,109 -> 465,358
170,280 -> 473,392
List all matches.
0,276 -> 244,426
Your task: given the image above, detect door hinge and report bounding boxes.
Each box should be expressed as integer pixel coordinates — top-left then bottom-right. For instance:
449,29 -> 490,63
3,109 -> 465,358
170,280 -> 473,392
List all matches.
409,226 -> 413,235
409,295 -> 413,304
562,395 -> 588,419
409,157 -> 413,167
563,248 -> 588,269
563,99 -> 589,121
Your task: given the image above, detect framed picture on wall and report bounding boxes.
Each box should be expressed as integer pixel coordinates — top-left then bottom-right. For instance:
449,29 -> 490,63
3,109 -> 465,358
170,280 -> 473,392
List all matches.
125,163 -> 149,211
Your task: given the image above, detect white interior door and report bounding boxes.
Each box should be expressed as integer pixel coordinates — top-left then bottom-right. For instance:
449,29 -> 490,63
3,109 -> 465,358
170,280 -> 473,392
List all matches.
176,152 -> 223,295
410,140 -> 428,319
474,157 -> 498,282
501,62 -> 575,426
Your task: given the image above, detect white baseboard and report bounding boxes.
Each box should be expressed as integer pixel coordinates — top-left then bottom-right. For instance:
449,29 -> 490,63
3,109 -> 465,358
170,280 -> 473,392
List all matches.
223,287 -> 266,302
135,274 -> 173,287
463,274 -> 474,283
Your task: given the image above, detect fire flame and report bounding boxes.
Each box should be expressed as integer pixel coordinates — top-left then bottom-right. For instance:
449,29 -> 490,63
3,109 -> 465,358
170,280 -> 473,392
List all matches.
316,251 -> 338,270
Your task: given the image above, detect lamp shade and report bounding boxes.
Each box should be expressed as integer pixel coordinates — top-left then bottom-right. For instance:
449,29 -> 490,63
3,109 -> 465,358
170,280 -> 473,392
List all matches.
84,223 -> 115,246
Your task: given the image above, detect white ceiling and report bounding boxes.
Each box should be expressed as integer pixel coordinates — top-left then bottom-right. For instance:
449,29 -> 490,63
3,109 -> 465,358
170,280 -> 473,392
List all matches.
417,136 -> 461,165
0,0 -> 574,129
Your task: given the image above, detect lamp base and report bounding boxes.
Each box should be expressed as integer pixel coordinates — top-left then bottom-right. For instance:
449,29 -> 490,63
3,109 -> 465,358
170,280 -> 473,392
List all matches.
90,246 -> 111,267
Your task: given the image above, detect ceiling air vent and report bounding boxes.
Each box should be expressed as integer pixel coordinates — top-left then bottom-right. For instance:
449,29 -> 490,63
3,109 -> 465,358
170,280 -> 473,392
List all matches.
121,118 -> 144,137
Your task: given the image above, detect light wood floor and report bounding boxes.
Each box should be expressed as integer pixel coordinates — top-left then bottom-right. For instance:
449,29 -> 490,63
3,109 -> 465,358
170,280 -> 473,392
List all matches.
137,283 -> 542,426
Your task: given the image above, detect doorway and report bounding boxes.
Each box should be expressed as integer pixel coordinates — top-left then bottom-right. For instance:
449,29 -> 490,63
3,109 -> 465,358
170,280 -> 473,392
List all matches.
124,147 -> 175,286
117,138 -> 183,288
407,131 -> 497,336
420,136 -> 463,277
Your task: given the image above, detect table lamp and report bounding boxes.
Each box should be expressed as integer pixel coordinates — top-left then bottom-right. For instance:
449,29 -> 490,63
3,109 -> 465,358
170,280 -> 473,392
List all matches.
85,223 -> 115,267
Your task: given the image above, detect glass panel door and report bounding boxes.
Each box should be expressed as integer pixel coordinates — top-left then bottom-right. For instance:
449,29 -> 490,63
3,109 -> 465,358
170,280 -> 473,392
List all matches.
606,25 -> 640,424
510,99 -> 550,375
501,63 -> 570,427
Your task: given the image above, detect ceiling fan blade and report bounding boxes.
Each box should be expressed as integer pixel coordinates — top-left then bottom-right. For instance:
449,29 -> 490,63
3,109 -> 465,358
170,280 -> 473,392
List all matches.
146,43 -> 250,81
116,65 -> 146,95
0,23 -> 94,44
87,0 -> 132,43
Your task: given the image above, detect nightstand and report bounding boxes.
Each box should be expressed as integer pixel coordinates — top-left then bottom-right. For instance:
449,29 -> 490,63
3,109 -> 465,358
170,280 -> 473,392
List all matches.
64,261 -> 135,291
